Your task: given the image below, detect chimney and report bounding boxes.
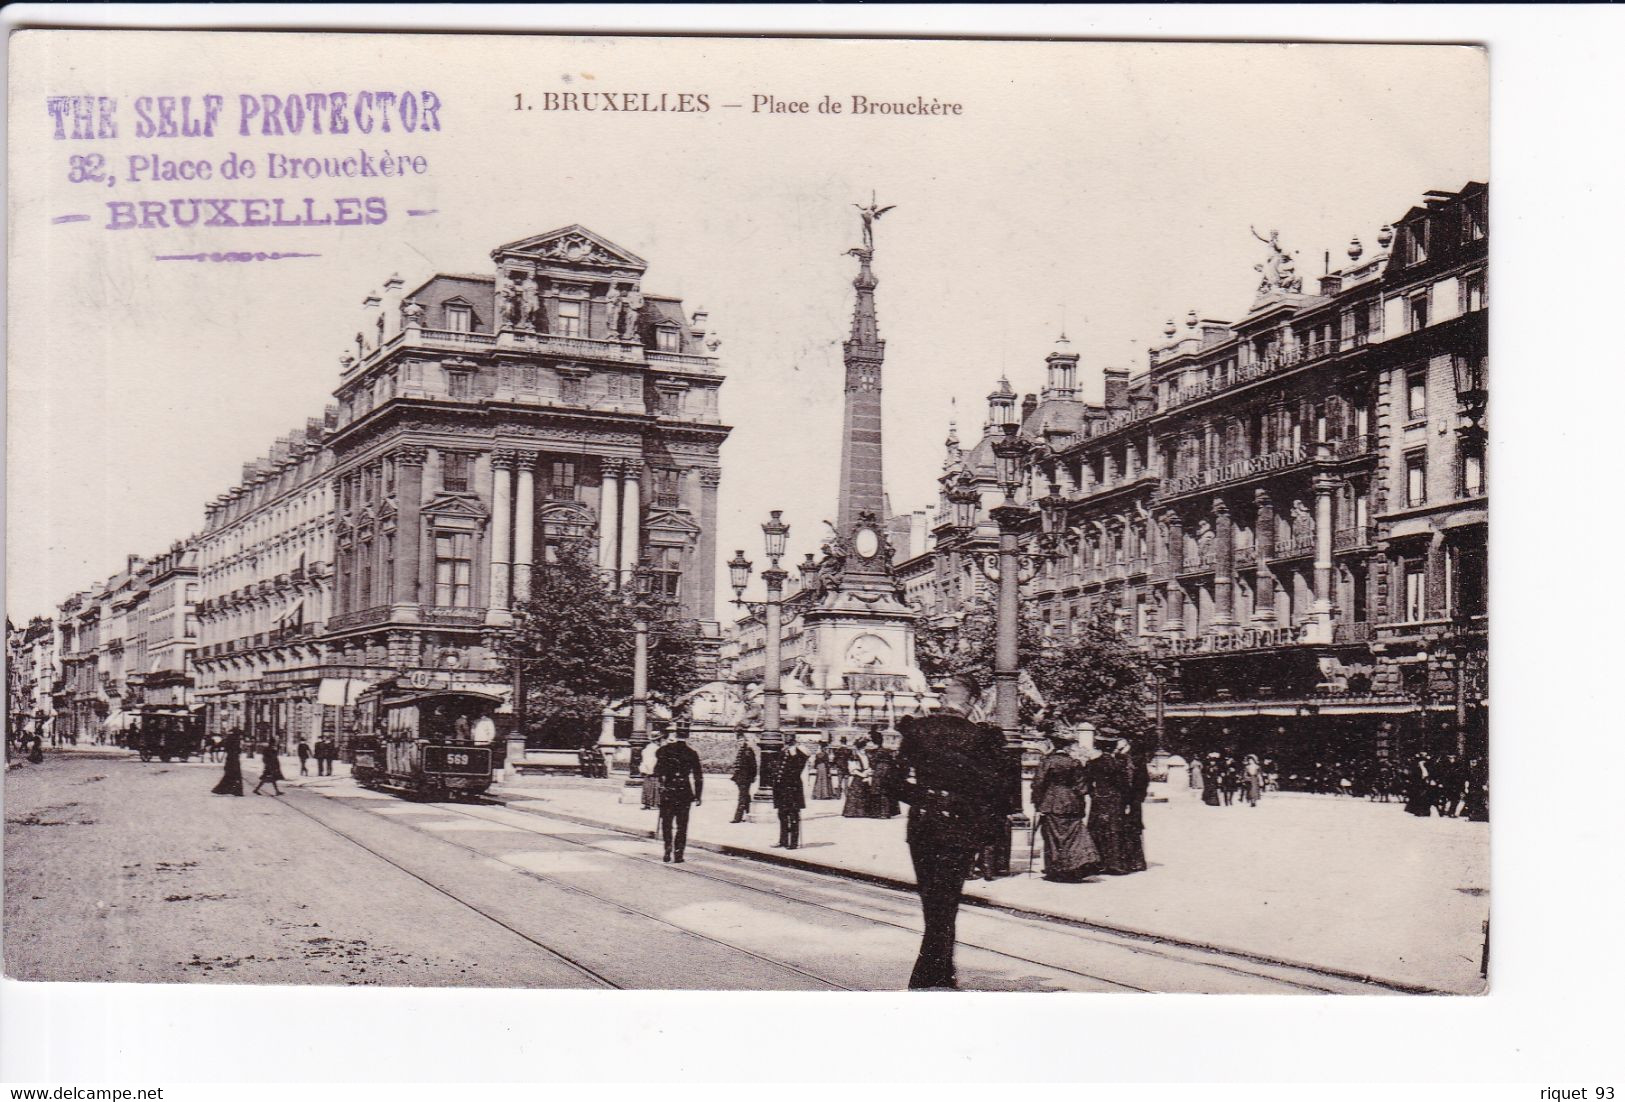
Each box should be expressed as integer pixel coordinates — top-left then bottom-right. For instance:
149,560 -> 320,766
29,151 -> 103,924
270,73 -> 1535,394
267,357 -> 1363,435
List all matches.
1199,320 -> 1232,349
1021,393 -> 1038,423
381,273 -> 405,341
1103,367 -> 1130,411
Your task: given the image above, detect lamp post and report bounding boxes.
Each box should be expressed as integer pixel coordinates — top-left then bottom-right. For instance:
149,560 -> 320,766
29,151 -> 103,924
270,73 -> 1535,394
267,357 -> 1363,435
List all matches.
730,510 -> 790,800
1151,657 -> 1169,765
625,559 -> 656,785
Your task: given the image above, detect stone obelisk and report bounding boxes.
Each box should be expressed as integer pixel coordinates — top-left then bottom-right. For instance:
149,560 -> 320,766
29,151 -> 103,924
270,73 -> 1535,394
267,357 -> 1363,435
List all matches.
837,214 -> 888,532
798,196 -> 934,723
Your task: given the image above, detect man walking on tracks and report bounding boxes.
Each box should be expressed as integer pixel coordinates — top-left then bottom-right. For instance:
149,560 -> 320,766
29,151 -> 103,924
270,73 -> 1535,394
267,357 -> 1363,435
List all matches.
653,726 -> 704,863
890,673 -> 1011,990
729,727 -> 758,823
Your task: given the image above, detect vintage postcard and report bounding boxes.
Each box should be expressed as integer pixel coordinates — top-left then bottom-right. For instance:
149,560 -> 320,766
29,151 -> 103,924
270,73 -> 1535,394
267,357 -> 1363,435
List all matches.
6,31 -> 1489,996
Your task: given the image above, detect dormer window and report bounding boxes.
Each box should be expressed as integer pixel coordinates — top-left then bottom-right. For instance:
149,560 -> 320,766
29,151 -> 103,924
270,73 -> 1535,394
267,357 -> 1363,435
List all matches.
1461,193 -> 1486,243
656,327 -> 680,352
1405,220 -> 1430,265
446,303 -> 472,333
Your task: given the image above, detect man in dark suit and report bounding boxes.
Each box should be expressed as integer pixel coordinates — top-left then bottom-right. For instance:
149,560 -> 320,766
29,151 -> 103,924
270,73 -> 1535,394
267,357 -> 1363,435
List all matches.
772,732 -> 810,849
653,726 -> 704,863
729,728 -> 758,823
890,674 -> 1012,990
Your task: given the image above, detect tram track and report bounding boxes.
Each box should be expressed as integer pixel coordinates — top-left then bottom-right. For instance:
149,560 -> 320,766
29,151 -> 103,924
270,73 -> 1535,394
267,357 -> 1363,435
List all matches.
431,796 -> 1391,995
278,790 -> 856,992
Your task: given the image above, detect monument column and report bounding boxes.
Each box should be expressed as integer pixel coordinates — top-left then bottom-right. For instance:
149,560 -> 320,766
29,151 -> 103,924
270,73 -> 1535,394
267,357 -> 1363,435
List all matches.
512,453 -> 537,602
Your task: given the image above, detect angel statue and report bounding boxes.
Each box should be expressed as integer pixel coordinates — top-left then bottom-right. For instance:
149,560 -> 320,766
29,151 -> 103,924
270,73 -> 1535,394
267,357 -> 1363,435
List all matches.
1251,226 -> 1303,294
854,192 -> 896,252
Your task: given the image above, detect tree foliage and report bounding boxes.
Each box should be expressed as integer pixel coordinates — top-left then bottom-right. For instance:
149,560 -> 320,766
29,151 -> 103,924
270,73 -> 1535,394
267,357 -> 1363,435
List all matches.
916,600 -> 1152,742
496,544 -> 701,731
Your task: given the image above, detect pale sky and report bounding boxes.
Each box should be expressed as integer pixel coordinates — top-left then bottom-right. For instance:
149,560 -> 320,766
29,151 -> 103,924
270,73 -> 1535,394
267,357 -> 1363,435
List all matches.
5,33 -> 1487,622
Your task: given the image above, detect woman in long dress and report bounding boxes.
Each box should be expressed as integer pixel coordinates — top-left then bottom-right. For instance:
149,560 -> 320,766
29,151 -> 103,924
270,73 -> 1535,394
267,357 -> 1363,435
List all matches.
211,730 -> 244,796
1200,752 -> 1221,806
1086,741 -> 1138,875
1031,732 -> 1099,882
810,744 -> 837,800
868,734 -> 900,818
1404,753 -> 1434,817
842,741 -> 874,818
1243,754 -> 1264,807
252,740 -> 284,796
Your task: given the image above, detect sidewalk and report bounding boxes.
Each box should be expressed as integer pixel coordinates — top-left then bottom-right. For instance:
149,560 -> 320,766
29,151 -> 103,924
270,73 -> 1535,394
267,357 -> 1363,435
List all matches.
494,772 -> 1491,994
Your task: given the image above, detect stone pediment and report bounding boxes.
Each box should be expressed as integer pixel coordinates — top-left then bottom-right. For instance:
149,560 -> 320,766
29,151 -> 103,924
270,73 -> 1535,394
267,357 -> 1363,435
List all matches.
645,507 -> 700,542
422,492 -> 489,520
492,226 -> 648,273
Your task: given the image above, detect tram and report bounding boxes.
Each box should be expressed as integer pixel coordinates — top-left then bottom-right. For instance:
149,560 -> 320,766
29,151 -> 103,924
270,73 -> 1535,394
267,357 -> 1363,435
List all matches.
349,677 -> 504,800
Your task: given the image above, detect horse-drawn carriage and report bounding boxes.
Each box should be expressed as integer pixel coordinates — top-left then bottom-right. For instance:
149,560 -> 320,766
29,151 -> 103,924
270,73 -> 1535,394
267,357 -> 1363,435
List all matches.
136,709 -> 203,762
349,677 -> 503,800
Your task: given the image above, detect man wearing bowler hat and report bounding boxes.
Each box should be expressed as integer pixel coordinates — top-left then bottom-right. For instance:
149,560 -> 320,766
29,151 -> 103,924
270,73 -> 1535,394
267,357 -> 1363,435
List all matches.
890,672 -> 1011,990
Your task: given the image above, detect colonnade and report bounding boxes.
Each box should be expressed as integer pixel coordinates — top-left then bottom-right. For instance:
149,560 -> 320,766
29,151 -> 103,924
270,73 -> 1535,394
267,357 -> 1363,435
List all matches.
485,451 -> 643,624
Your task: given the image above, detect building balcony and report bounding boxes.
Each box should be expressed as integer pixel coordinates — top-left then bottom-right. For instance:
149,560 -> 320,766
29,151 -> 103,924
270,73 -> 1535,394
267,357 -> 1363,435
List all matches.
419,606 -> 486,627
1333,525 -> 1375,551
1163,338 -> 1360,413
1270,532 -> 1318,560
1159,443 -> 1310,501
327,605 -> 392,632
1331,433 -> 1377,462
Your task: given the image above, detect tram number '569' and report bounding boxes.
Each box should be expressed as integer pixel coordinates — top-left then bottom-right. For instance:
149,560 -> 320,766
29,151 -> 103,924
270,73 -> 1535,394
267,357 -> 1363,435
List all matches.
446,752 -> 469,766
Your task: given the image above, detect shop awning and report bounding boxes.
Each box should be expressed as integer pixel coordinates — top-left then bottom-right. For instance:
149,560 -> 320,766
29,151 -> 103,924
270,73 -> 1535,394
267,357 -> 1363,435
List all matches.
316,678 -> 371,706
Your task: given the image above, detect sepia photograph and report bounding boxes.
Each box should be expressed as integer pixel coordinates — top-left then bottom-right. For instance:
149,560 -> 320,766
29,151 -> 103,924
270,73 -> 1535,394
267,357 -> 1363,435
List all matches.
5,28 -> 1495,1007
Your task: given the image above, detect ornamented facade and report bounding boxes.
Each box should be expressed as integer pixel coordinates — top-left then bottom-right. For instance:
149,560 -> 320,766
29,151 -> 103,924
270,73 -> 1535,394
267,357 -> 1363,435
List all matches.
920,182 -> 1488,766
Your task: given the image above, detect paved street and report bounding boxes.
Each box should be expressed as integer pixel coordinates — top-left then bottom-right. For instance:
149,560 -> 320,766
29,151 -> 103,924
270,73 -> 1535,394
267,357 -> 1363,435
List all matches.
5,749 -> 1420,993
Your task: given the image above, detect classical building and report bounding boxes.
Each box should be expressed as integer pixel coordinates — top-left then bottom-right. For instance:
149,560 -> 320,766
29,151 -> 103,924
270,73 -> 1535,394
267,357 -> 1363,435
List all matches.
927,182 -> 1487,770
319,225 -> 728,720
137,540 -> 201,714
7,616 -> 56,727
33,226 -> 727,752
193,418 -> 335,745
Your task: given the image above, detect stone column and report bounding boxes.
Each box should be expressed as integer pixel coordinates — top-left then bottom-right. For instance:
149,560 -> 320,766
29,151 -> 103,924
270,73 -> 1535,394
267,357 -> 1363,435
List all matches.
1252,488 -> 1276,624
512,453 -> 537,602
696,467 -> 722,622
1212,497 -> 1236,629
486,450 -> 515,624
1311,443 -> 1337,642
393,448 -> 426,610
619,459 -> 642,581
597,459 -> 622,583
1163,511 -> 1185,636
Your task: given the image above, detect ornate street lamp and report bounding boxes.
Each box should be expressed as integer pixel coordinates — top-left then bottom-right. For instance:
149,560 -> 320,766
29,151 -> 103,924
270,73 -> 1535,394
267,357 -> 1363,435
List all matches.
731,513 -> 791,801
727,549 -> 754,602
1451,353 -> 1488,430
948,476 -> 981,534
